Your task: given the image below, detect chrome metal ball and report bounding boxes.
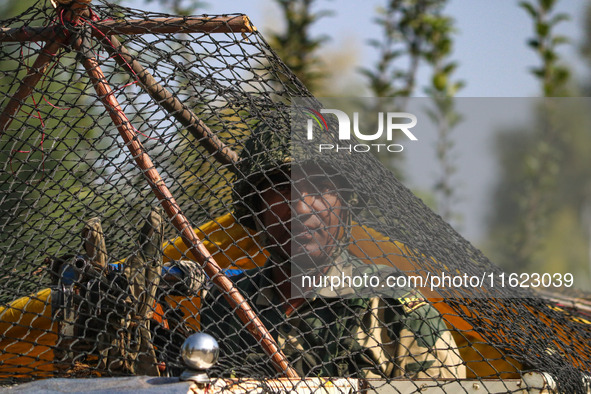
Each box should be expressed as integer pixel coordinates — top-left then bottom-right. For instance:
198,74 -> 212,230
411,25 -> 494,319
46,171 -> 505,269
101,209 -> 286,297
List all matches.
181,333 -> 219,370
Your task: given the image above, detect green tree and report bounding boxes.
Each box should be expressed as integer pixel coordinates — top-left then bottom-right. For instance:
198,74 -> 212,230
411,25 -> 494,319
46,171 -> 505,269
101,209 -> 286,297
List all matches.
142,0 -> 207,15
422,11 -> 464,227
520,0 -> 570,96
362,0 -> 459,184
361,0 -> 450,99
485,0 -> 591,290
514,0 -> 571,265
268,0 -> 332,94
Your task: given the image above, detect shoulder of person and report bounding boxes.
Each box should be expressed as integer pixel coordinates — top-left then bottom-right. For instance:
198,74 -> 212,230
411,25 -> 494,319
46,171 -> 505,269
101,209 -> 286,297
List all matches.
392,288 -> 430,315
346,254 -> 418,301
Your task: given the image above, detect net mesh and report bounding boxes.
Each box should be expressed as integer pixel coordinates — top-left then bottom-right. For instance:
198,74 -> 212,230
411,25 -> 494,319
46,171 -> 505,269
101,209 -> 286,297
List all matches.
0,1 -> 590,392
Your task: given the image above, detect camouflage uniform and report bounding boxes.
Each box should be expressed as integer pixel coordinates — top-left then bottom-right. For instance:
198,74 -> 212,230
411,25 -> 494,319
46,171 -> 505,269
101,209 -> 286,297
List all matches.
200,250 -> 466,379
201,118 -> 466,379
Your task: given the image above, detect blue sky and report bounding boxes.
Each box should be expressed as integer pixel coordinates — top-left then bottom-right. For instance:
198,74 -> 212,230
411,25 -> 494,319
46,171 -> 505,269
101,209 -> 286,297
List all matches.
130,0 -> 588,97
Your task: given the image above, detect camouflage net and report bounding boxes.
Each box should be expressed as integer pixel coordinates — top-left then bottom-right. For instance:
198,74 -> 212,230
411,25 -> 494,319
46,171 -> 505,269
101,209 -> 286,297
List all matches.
0,1 -> 590,392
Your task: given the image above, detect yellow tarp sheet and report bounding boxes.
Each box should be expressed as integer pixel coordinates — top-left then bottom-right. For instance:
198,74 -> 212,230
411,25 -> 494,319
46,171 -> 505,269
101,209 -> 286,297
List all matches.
0,213 -> 523,378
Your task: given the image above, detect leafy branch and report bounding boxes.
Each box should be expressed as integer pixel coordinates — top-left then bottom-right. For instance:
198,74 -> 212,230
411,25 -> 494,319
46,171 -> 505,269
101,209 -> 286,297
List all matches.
512,0 -> 571,267
520,0 -> 570,96
422,11 -> 464,225
269,0 -> 333,94
361,0 -> 448,100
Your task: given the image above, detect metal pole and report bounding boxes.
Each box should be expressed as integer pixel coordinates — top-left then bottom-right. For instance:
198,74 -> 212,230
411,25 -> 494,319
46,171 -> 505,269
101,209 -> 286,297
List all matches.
0,1 -> 86,132
0,16 -> 255,42
93,15 -> 255,36
0,35 -> 63,133
81,54 -> 299,379
98,34 -> 238,169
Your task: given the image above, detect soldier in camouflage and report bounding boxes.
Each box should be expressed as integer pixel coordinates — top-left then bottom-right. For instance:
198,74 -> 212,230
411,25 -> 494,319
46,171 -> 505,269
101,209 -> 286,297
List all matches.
199,118 -> 466,379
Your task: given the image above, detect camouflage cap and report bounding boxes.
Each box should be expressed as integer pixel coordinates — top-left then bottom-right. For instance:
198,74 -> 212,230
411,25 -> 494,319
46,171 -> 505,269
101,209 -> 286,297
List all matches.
233,114 -> 356,230
233,116 -> 295,230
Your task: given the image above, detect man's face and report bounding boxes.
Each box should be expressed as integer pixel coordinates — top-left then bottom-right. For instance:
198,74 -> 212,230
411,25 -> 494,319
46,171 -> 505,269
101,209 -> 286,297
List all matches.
257,166 -> 347,265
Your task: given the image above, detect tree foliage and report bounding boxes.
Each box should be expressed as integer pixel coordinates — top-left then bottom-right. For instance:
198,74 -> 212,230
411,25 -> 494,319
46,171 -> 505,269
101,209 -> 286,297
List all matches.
361,0 -> 463,191
361,0 -> 449,99
484,0 -> 591,289
268,0 -> 332,94
519,0 -> 570,96
141,0 -> 207,16
421,9 -> 464,226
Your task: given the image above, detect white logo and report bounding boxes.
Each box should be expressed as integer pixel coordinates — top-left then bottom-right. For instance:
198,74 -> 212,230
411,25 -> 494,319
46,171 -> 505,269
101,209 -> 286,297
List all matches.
304,108 -> 417,153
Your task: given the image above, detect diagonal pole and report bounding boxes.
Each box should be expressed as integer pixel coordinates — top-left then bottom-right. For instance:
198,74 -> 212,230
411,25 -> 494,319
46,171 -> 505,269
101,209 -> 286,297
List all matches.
0,35 -> 63,133
80,53 -> 299,379
0,1 -> 88,133
98,34 -> 239,170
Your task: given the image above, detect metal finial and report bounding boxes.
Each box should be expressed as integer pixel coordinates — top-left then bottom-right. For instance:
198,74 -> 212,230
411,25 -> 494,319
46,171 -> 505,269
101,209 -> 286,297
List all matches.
180,333 -> 219,383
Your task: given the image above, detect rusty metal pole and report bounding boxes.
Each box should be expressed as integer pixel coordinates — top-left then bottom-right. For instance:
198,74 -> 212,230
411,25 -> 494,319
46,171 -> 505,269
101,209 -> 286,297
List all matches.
1,0 -> 296,377
0,35 -> 63,133
98,34 -> 239,169
0,16 -> 256,42
0,1 -> 88,133
0,18 -> 241,170
81,54 -> 299,379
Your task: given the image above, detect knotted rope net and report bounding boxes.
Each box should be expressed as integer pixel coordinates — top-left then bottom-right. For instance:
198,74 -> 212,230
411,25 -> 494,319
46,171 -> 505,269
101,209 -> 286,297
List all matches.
0,1 -> 590,392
